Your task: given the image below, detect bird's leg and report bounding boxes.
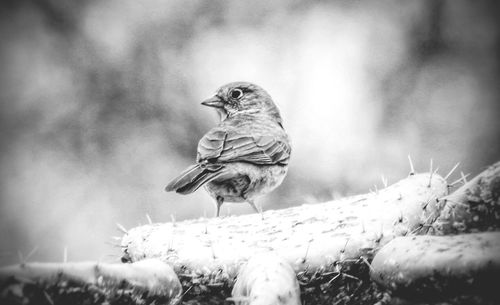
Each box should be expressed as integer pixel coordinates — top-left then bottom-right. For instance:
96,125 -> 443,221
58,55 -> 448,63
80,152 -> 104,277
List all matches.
215,196 -> 224,217
247,199 -> 261,214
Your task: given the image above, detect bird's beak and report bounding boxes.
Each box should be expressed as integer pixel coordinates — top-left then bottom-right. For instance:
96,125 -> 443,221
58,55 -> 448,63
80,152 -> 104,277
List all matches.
201,96 -> 224,108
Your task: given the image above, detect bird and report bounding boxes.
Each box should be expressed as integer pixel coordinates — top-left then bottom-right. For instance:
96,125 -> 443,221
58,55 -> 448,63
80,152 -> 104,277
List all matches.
165,82 -> 291,217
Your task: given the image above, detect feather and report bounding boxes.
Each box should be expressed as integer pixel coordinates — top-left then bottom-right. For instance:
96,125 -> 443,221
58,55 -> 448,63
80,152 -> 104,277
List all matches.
165,164 -> 225,194
196,125 -> 290,166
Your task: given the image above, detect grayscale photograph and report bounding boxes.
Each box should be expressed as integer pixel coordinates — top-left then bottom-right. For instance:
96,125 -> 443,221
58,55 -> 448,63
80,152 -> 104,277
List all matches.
0,1 -> 499,304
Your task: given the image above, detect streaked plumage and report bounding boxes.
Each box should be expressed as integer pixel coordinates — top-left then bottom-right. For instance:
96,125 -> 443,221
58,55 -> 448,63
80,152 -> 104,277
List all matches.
165,82 -> 291,216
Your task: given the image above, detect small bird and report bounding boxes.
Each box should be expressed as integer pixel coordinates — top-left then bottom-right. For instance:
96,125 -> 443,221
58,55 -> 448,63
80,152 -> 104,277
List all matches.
165,82 -> 291,217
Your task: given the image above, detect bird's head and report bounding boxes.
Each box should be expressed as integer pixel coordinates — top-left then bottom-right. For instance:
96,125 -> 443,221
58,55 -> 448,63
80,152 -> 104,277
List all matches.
201,82 -> 282,123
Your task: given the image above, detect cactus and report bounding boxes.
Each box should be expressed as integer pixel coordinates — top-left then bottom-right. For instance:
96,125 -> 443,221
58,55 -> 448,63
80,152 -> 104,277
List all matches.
2,161 -> 498,304
371,232 -> 500,299
0,259 -> 182,305
121,172 -> 448,303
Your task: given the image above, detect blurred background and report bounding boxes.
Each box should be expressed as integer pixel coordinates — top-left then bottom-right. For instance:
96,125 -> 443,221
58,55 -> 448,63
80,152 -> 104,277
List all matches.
0,0 -> 499,265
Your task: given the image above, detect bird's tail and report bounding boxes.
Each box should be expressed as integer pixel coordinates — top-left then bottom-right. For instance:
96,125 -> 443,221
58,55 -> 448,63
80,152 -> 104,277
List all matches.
165,163 -> 224,195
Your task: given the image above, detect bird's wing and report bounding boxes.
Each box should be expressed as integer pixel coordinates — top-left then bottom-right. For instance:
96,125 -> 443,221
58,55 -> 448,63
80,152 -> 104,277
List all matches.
197,126 -> 290,165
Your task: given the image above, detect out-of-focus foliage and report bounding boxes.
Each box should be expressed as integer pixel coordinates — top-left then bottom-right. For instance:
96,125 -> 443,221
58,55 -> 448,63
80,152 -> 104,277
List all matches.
0,0 -> 498,264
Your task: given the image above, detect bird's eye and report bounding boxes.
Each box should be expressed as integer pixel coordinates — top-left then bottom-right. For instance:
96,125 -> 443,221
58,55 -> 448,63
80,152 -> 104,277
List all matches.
230,88 -> 243,99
